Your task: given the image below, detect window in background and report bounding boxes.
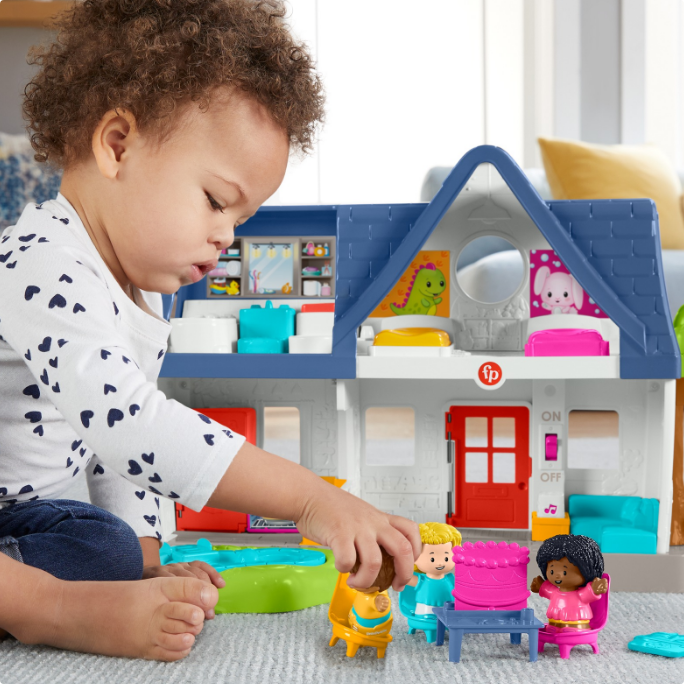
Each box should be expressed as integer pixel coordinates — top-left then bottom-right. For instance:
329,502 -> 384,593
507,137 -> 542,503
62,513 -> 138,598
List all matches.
365,406 -> 416,466
263,406 -> 301,464
567,410 -> 619,470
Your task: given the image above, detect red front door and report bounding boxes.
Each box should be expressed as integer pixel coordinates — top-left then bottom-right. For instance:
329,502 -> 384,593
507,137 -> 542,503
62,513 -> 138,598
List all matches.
446,406 -> 531,529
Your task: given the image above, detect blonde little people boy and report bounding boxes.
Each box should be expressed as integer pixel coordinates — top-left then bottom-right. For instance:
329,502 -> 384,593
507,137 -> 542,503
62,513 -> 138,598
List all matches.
406,522 -> 462,616
0,0 -> 420,661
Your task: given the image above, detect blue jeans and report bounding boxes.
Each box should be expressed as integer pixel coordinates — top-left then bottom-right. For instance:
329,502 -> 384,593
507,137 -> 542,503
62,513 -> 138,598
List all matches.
0,499 -> 143,581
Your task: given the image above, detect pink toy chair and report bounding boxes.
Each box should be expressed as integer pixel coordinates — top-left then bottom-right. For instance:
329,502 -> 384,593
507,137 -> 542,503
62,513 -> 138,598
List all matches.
537,573 -> 610,659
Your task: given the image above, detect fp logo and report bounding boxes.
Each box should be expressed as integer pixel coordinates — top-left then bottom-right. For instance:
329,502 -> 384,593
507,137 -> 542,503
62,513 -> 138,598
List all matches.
475,361 -> 505,390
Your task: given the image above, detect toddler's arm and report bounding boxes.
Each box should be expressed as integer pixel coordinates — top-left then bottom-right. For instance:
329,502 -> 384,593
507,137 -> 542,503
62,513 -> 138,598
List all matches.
207,442 -> 421,591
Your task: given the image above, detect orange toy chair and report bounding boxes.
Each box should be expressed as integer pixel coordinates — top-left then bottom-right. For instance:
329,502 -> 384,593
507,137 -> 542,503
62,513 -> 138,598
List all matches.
328,572 -> 393,659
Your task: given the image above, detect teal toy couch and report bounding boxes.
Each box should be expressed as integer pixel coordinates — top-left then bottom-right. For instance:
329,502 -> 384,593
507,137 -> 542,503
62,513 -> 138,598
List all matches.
568,495 -> 659,555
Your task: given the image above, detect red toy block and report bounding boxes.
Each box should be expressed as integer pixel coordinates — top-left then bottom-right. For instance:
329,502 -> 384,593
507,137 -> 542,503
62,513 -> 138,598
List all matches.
175,408 -> 256,533
301,302 -> 335,313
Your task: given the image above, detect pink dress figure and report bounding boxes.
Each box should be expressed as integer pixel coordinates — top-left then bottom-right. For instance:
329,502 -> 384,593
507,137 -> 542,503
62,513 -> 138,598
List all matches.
531,534 -> 607,632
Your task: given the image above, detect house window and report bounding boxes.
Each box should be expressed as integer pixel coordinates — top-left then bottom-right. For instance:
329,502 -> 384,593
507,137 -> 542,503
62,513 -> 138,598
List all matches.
365,407 -> 415,466
456,236 -> 524,304
263,406 -> 301,464
465,452 -> 488,482
567,410 -> 619,470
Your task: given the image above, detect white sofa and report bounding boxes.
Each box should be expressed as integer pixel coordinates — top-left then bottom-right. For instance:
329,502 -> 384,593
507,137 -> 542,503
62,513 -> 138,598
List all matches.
421,166 -> 684,320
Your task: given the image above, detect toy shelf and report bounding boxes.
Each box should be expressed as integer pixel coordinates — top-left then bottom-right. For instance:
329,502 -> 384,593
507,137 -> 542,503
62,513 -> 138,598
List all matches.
356,353 -> 621,380
0,0 -> 74,27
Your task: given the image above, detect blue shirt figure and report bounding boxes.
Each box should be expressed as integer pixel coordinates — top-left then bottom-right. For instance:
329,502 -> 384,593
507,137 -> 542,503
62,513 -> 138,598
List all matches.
413,572 -> 455,615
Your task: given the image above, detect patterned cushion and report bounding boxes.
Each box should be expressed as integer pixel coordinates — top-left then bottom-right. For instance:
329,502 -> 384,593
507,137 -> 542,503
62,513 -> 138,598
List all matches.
0,132 -> 62,232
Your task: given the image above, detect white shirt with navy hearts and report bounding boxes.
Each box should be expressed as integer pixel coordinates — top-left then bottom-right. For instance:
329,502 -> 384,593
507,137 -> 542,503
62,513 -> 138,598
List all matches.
0,194 -> 245,540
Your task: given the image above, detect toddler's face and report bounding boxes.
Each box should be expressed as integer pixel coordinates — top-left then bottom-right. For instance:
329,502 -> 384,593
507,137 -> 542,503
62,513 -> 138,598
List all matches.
75,89 -> 289,295
415,542 -> 454,576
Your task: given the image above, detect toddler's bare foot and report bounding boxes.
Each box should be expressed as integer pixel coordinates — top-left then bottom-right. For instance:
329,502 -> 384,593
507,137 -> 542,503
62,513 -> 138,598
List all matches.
0,556 -> 218,661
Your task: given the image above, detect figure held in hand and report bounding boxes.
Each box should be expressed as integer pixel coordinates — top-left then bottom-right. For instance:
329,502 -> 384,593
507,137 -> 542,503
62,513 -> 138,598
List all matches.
347,547 -> 395,637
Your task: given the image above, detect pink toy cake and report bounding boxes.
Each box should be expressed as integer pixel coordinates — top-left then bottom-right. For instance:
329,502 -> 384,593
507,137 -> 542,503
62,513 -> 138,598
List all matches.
451,540 -> 530,610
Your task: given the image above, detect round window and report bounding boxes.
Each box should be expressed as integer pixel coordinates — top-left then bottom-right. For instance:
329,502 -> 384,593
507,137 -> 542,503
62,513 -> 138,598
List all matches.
456,236 -> 524,304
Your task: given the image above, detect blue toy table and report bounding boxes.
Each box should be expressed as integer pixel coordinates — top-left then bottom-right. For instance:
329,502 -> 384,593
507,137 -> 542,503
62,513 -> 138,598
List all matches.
432,604 -> 545,663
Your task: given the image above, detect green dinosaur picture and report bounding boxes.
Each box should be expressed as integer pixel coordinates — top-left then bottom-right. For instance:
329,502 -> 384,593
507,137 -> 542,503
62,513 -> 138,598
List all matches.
389,262 -> 446,316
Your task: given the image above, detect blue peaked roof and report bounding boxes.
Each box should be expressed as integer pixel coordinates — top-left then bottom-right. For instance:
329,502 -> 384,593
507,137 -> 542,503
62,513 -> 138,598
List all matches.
162,145 -> 679,380
333,145 -> 680,380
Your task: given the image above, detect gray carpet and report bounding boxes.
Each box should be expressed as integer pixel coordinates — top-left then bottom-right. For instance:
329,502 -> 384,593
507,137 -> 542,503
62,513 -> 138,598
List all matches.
2,592 -> 684,684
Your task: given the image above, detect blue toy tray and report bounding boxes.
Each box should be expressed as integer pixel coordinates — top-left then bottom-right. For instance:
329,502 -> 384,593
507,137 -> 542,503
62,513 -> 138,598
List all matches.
628,632 -> 684,658
160,538 -> 325,573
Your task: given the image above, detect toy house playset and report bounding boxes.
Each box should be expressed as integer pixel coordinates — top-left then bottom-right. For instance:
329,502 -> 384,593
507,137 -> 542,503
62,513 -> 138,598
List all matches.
158,145 -> 682,590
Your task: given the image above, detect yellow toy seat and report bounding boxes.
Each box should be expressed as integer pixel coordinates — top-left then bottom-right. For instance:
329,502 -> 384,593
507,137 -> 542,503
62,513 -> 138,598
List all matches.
328,572 -> 393,658
373,327 -> 451,347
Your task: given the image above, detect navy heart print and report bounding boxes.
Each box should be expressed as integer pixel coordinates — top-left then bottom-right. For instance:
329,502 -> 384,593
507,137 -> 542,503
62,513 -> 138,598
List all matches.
129,404 -> 140,416
66,457 -> 73,468
72,467 -> 80,477
24,285 -> 40,301
49,357 -> 58,368
155,532 -> 162,541
24,411 -> 41,423
142,452 -> 154,465
19,485 -> 33,495
71,439 -> 82,451
148,473 -> 162,483
107,408 -> 124,427
18,234 -> 35,242
79,447 -> 86,457
57,339 -> 68,347
38,237 -> 49,243
40,369 -> 49,385
168,492 -> 180,499
101,349 -> 111,360
157,349 -> 164,359
19,246 -> 30,252
199,414 -> 211,424
24,349 -> 31,361
49,294 -> 67,309
127,460 -> 142,476
104,384 -> 117,395
113,302 -> 119,316
0,488 -> 6,496
144,515 -> 157,527
0,251 -> 12,263
155,497 -> 160,508
204,434 -> 215,446
38,337 -> 51,352
59,274 -> 73,283
6,261 -> 17,269
33,425 -> 44,436
52,383 -> 60,393
22,384 -> 40,399
148,486 -> 162,495
93,464 -> 105,475
73,303 -> 86,313
80,410 -> 94,428
135,491 -> 145,500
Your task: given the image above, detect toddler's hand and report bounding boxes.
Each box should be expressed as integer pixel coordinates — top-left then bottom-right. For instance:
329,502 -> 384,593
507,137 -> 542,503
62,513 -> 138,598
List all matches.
295,483 -> 421,593
530,575 -> 544,593
142,561 -> 225,619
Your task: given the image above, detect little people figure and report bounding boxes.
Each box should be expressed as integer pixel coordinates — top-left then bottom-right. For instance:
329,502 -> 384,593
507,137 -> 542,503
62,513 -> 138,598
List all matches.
531,534 -> 607,631
406,522 -> 462,616
348,547 -> 395,636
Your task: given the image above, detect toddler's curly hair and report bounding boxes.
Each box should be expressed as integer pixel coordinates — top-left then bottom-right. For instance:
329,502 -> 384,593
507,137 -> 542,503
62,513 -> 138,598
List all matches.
23,0 -> 324,169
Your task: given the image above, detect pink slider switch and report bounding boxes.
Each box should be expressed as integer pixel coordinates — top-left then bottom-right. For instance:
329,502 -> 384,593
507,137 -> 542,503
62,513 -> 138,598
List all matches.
545,433 -> 558,461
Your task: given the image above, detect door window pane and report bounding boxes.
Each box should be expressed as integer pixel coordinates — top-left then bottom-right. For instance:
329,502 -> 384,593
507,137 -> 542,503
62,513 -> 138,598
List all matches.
365,407 -> 415,466
263,406 -> 300,464
492,417 -> 516,447
567,410 -> 619,470
465,452 -> 488,482
492,452 -> 516,483
465,417 -> 488,447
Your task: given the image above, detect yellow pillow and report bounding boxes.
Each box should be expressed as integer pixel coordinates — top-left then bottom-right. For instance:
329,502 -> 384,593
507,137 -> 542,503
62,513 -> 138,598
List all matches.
538,137 -> 684,250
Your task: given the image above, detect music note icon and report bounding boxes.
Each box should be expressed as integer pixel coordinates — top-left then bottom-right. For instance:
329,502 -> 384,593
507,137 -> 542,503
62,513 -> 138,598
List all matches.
544,504 -> 557,515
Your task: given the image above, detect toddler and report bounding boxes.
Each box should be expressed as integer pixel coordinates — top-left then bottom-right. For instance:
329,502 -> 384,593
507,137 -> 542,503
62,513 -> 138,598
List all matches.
0,0 -> 420,661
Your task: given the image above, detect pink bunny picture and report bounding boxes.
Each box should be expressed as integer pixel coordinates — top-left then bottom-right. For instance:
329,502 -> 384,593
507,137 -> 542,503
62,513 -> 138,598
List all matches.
534,266 -> 583,314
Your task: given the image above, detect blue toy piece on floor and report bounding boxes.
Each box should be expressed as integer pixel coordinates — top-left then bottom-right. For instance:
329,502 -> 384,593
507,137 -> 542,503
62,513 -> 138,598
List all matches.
628,632 -> 684,657
160,537 -> 325,572
399,572 -> 455,643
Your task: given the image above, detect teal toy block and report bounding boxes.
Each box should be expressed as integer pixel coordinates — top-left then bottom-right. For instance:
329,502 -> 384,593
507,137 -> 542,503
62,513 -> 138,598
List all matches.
238,300 -> 295,354
569,495 -> 659,554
